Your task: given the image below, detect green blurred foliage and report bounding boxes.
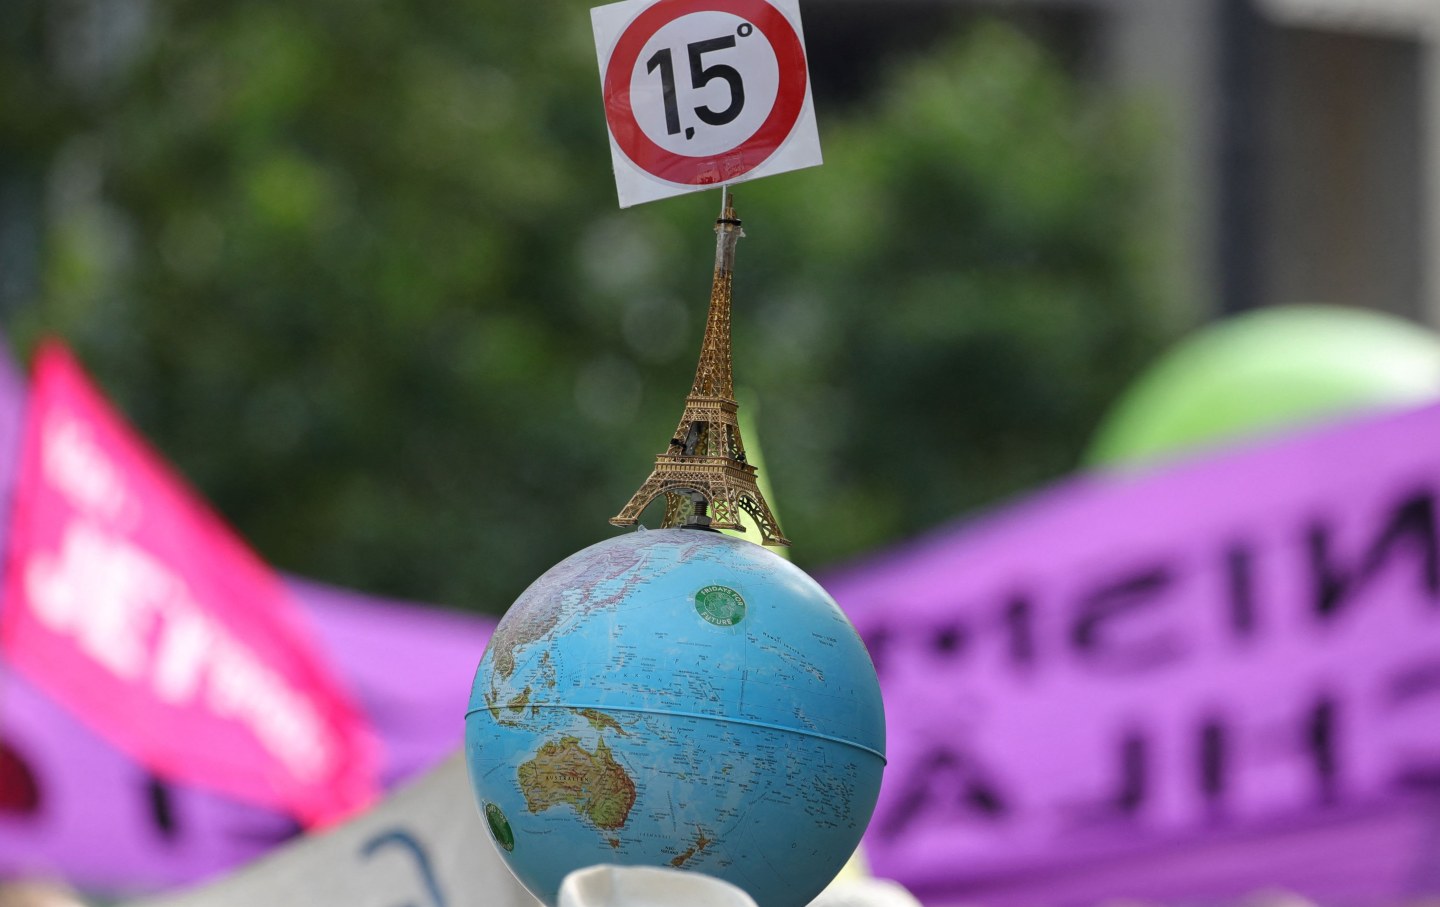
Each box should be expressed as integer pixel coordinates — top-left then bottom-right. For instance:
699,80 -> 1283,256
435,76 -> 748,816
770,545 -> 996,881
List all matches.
1,0 -> 1175,611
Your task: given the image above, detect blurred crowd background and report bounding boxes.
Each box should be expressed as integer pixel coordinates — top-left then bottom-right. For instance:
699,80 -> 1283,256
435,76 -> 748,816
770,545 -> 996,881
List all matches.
5,0 -> 1437,610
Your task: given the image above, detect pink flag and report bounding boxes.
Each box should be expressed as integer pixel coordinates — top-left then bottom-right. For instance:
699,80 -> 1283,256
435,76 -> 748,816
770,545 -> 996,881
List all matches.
1,342 -> 378,826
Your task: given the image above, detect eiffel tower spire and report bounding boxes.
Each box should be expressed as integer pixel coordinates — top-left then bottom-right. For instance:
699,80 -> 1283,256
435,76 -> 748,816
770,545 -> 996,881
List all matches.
610,190 -> 789,546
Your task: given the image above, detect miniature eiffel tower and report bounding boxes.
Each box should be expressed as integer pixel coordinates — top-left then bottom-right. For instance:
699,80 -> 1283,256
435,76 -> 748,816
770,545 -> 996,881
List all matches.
610,190 -> 789,546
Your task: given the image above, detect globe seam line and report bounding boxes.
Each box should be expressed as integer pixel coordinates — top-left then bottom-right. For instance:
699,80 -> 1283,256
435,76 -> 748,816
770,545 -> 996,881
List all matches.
464,703 -> 886,763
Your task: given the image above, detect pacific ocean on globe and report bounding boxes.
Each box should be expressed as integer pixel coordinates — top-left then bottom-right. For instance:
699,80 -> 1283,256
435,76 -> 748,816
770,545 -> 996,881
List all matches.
465,528 -> 885,907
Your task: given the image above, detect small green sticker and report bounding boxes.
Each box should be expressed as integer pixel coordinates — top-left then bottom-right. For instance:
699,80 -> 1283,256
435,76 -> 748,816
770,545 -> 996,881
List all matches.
695,585 -> 746,626
485,802 -> 515,852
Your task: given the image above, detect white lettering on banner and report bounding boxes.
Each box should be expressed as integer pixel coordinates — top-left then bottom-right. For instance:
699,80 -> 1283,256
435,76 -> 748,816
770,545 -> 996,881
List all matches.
25,518 -> 335,782
26,520 -> 167,679
42,416 -> 134,522
207,635 -> 332,782
153,608 -> 217,703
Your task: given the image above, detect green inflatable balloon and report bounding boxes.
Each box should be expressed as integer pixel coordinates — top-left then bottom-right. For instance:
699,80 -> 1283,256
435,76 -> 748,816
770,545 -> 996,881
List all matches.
1086,305 -> 1440,469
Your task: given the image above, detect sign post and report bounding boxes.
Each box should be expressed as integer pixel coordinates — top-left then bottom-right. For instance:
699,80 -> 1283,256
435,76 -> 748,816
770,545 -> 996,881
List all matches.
592,0 -> 821,207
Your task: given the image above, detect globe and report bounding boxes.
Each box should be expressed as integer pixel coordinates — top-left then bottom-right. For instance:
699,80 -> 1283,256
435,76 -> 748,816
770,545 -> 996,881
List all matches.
465,528 -> 886,907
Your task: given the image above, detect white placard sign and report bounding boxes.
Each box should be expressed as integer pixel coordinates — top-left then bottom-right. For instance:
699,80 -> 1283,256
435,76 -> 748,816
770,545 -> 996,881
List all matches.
592,0 -> 822,208
126,754 -> 540,907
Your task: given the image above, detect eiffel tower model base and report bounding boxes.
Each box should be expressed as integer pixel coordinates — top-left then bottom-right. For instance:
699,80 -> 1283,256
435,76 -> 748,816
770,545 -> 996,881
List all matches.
609,398 -> 789,546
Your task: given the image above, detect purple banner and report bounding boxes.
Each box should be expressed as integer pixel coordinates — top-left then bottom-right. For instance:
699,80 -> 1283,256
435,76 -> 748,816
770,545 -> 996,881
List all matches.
830,402 -> 1440,906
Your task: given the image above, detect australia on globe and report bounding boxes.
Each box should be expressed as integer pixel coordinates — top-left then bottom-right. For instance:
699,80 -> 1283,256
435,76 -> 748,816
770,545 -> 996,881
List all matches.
464,528 -> 886,907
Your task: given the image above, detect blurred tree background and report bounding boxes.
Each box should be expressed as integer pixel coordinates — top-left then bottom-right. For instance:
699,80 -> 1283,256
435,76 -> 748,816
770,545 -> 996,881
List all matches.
0,0 -> 1178,612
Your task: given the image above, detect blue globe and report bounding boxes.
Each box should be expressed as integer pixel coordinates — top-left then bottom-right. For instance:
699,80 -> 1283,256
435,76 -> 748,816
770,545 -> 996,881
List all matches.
465,528 -> 885,907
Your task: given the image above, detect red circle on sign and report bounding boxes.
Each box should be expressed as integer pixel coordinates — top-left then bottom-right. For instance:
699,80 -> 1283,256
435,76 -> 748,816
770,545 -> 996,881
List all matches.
602,0 -> 808,186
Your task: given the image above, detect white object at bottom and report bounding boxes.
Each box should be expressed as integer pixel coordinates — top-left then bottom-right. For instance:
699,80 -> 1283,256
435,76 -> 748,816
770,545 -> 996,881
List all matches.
558,865 -> 759,907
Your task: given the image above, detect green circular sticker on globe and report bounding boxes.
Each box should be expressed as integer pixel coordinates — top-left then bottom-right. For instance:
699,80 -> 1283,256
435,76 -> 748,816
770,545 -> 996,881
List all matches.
485,801 -> 515,852
695,585 -> 746,626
